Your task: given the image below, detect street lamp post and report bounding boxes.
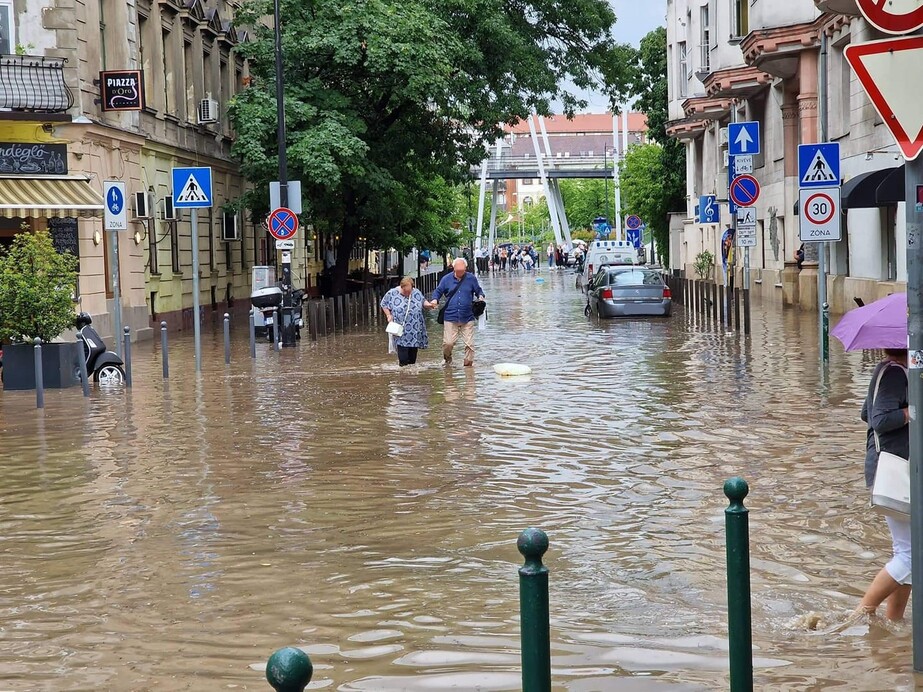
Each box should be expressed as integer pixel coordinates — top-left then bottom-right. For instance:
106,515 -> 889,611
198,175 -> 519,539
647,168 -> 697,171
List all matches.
604,146 -> 610,227
273,0 -> 296,347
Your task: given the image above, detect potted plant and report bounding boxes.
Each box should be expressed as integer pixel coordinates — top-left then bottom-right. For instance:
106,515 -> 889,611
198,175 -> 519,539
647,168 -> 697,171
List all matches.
0,227 -> 79,390
693,250 -> 715,280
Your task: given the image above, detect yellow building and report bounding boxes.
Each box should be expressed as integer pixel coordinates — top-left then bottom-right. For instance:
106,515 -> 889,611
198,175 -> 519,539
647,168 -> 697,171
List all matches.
0,0 -> 325,341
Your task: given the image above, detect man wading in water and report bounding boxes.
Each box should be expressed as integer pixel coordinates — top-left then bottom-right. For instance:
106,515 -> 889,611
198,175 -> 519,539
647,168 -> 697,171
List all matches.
425,258 -> 485,367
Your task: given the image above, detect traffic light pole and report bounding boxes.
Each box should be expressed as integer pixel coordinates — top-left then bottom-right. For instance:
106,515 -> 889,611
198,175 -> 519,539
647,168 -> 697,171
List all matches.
274,0 -> 296,347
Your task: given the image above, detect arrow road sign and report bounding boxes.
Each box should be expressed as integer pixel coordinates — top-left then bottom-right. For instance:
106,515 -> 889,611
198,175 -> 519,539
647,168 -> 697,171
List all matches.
846,37 -> 923,161
103,181 -> 127,231
268,207 -> 299,240
800,187 -> 842,242
729,174 -> 761,207
699,195 -> 719,224
728,122 -> 760,156
857,0 -> 923,34
172,167 -> 213,208
799,143 -> 840,188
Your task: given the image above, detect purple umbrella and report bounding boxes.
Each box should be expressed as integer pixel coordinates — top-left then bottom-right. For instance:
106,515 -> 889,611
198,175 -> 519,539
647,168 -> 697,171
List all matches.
831,292 -> 908,351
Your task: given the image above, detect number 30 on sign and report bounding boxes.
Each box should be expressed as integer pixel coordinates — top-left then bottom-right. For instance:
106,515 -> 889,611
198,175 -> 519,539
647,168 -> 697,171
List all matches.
799,187 -> 841,242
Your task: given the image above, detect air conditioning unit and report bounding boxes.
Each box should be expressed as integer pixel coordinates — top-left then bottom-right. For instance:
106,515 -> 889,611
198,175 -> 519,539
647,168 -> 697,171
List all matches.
719,127 -> 729,146
133,191 -> 153,219
222,211 -> 240,241
160,195 -> 176,221
197,97 -> 219,124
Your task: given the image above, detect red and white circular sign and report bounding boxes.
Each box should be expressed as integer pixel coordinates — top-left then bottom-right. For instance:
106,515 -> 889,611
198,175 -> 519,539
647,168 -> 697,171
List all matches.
803,191 -> 836,225
858,0 -> 923,34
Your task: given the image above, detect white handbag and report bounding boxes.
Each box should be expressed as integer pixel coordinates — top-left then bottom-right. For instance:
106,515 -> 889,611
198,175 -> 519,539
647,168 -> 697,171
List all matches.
870,363 -> 910,517
385,291 -> 411,337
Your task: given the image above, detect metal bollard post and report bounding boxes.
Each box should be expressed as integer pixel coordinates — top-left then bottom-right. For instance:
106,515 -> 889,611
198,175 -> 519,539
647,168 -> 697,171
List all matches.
724,477 -> 753,692
734,288 -> 741,332
75,340 -> 90,397
224,313 -> 231,364
743,289 -> 752,336
266,647 -> 313,692
123,326 -> 132,387
518,528 -> 551,692
272,307 -> 280,351
33,338 -> 44,409
249,308 -> 257,359
161,321 -> 169,379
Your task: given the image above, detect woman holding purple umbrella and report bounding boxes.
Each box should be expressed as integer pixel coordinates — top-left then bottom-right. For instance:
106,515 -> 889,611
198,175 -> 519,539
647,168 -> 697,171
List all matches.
832,294 -> 912,620
857,348 -> 910,620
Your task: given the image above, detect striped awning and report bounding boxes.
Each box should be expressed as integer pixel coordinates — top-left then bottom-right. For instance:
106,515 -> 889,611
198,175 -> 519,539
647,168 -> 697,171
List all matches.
0,175 -> 104,219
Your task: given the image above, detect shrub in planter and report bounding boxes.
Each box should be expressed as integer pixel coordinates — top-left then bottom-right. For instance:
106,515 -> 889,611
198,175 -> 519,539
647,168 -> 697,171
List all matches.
0,228 -> 79,390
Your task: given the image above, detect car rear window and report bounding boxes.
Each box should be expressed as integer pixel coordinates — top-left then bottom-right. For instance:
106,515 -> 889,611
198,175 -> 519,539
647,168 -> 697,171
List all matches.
607,270 -> 662,286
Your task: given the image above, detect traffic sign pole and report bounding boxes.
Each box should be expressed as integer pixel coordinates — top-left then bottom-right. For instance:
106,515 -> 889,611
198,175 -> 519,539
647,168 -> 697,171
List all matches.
907,27 -> 923,675
819,32 -> 830,366
191,209 -> 201,372
273,0 -> 296,348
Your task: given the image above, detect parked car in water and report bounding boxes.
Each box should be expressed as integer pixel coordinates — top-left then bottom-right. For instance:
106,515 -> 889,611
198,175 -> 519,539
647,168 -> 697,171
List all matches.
586,266 -> 672,318
577,240 -> 640,291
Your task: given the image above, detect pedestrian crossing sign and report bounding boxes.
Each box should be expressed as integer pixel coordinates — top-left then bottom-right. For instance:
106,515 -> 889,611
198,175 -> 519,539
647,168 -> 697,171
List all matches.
798,143 -> 840,188
171,166 -> 213,208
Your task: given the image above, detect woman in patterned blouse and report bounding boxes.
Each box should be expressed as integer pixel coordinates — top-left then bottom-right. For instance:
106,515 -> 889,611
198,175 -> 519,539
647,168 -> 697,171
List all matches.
380,276 -> 429,366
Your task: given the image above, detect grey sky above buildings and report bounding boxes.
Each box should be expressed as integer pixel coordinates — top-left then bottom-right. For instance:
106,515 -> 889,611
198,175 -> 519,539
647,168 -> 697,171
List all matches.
571,1 -> 667,112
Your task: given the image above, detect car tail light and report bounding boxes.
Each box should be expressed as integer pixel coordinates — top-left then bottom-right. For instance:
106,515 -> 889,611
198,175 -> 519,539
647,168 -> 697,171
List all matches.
663,286 -> 672,299
588,264 -> 594,275
600,288 -> 613,300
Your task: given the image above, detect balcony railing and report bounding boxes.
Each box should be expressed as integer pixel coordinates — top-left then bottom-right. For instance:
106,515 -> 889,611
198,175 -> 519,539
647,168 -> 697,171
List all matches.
0,55 -> 73,113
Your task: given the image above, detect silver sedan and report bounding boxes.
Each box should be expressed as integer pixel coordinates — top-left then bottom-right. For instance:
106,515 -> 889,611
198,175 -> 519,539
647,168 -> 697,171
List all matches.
587,267 -> 672,318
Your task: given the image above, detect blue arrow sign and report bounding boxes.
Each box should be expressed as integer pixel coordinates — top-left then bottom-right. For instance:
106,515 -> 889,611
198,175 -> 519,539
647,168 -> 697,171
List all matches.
626,228 -> 642,248
172,167 -> 213,208
699,195 -> 719,224
728,122 -> 760,156
798,142 -> 840,188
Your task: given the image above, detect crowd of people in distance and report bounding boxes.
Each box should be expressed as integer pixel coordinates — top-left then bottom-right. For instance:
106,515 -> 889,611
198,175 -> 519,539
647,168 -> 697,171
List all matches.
474,242 -> 585,273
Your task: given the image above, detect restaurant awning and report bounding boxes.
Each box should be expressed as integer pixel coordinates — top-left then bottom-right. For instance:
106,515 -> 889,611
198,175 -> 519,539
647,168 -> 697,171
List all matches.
876,165 -> 905,206
0,175 -> 104,219
841,167 -> 898,210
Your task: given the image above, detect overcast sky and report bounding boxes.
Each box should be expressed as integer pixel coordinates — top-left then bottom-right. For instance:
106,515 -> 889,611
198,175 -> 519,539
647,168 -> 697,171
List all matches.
575,1 -> 667,112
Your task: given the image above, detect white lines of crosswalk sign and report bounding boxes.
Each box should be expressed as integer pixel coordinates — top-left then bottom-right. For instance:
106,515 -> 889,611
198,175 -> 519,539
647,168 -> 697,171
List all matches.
171,167 -> 213,208
798,143 -> 840,189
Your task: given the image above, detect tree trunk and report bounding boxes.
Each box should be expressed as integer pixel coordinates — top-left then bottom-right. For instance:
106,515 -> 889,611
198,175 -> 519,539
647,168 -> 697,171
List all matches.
331,218 -> 360,296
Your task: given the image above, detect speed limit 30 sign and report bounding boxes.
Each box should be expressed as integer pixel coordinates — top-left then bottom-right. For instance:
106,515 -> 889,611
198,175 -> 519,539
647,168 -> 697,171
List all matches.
799,187 -> 841,242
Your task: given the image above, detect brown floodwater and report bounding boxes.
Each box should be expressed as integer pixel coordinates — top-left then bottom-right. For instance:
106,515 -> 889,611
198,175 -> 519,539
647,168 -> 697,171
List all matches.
0,271 -> 916,690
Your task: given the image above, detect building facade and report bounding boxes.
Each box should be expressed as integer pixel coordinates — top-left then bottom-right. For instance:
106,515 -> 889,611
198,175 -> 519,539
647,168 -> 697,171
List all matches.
0,0 -> 291,341
666,0 -> 906,313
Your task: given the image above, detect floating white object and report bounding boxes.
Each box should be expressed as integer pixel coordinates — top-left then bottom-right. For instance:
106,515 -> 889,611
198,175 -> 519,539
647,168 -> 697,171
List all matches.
493,363 -> 532,377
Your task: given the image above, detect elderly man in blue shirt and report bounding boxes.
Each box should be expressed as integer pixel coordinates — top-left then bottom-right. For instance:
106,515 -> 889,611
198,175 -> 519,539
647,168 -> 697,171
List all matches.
425,257 -> 486,366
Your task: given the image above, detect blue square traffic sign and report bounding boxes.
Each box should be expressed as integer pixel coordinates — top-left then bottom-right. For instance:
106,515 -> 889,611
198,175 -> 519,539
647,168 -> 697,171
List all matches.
172,167 -> 213,208
728,122 -> 760,156
699,195 -> 719,224
798,143 -> 840,188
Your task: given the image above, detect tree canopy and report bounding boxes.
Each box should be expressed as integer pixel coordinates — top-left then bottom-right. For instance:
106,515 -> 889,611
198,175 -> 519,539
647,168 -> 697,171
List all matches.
230,0 -> 626,292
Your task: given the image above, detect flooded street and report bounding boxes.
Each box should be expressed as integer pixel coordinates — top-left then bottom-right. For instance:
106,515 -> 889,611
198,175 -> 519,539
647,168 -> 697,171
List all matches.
0,271 -> 914,690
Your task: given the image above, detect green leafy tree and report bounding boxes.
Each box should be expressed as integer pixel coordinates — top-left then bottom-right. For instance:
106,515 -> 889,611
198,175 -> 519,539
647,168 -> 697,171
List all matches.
608,27 -> 686,265
0,229 -> 78,342
230,0 -> 624,294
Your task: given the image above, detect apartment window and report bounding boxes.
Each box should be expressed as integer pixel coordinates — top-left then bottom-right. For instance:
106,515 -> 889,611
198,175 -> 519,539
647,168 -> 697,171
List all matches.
830,37 -> 851,139
184,39 -> 195,120
700,5 -> 711,72
0,1 -> 13,55
677,41 -> 688,97
162,28 -> 175,114
98,0 -> 108,69
732,0 -> 748,38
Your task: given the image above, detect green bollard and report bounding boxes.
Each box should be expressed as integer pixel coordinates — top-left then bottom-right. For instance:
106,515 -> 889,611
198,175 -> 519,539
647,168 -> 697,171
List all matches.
724,477 -> 753,692
266,647 -> 313,692
518,528 -> 551,692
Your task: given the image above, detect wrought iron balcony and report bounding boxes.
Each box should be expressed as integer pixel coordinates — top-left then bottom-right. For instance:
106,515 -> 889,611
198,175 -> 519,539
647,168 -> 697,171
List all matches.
0,55 -> 73,113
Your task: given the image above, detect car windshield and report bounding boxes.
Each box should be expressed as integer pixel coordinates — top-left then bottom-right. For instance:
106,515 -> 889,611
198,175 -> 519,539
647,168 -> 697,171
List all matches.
607,270 -> 662,287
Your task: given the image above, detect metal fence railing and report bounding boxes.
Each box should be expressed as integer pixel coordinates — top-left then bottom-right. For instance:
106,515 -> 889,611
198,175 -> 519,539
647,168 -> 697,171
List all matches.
0,55 -> 73,112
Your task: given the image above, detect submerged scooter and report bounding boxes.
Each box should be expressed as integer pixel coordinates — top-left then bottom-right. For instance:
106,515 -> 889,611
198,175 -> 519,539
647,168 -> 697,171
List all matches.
75,312 -> 126,385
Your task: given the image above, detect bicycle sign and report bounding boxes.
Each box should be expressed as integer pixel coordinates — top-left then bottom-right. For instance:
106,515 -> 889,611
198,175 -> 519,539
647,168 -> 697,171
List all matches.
799,187 -> 841,242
